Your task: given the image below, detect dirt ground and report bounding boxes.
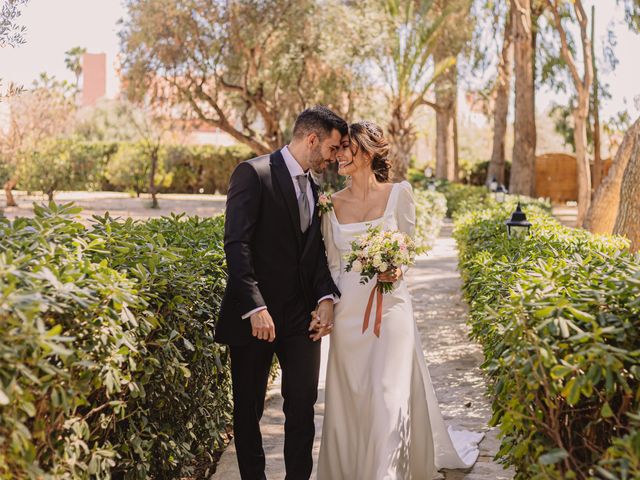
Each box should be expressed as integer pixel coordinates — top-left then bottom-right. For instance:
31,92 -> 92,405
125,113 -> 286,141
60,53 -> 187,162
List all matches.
1,190 -> 227,223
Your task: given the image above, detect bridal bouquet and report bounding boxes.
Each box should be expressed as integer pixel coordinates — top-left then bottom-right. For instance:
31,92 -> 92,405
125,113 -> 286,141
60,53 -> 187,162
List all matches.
344,225 -> 417,337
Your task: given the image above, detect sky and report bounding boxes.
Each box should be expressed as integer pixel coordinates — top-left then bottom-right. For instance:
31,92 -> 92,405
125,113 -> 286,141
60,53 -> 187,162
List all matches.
0,0 -> 638,123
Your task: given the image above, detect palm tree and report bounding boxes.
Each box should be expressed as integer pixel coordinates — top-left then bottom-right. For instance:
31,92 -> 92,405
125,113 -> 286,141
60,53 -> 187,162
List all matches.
377,0 -> 454,180
64,46 -> 87,92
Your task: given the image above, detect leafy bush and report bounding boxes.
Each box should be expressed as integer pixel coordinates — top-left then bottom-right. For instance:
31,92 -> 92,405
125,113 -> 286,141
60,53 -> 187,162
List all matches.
413,188 -> 447,252
13,139 -> 118,196
596,411 -> 640,479
0,202 -> 232,479
435,182 -> 550,219
163,144 -> 254,194
15,138 -> 76,200
454,205 -> 639,479
12,140 -> 253,196
460,159 -> 512,187
105,142 -> 170,197
439,182 -> 493,218
67,140 -> 119,191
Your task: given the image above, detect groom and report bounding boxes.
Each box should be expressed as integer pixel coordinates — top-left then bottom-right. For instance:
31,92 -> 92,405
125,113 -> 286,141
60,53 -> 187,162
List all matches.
215,106 -> 347,480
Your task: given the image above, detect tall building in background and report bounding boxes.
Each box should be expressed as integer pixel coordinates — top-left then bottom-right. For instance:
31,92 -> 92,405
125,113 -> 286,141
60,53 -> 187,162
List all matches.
82,53 -> 106,106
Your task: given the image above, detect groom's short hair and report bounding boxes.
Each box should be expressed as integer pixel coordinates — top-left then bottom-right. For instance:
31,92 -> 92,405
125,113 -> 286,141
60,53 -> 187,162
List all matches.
292,105 -> 348,140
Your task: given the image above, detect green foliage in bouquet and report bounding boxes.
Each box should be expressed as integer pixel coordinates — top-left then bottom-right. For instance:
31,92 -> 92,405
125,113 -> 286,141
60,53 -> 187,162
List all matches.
454,205 -> 639,479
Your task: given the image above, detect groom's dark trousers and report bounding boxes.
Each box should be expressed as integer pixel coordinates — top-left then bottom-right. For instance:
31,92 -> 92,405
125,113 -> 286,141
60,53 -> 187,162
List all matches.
215,150 -> 339,480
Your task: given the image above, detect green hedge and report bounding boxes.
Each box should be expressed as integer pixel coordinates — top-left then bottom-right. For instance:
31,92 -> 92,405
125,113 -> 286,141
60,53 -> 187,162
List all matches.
454,204 -> 639,479
12,140 -> 253,196
163,144 -> 254,194
406,176 -> 549,219
14,139 -> 118,196
0,202 -> 232,479
413,188 -> 447,252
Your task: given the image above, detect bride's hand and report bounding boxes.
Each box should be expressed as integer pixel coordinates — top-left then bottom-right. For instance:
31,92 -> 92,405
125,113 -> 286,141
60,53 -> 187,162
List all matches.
377,267 -> 402,283
309,309 -> 333,341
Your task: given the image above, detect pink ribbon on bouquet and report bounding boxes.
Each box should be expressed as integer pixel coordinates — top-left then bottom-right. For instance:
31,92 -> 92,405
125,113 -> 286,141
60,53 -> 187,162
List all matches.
362,282 -> 384,338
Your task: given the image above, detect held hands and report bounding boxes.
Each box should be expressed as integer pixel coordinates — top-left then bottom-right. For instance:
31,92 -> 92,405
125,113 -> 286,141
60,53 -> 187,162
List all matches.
309,299 -> 334,341
250,309 -> 276,342
377,266 -> 403,284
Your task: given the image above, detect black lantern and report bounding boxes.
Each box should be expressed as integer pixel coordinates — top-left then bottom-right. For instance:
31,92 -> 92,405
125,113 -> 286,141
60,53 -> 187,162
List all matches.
494,184 -> 507,203
505,203 -> 532,238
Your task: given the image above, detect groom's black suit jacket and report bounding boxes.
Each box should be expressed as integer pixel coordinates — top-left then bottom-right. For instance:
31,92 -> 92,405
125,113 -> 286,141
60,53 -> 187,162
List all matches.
215,149 -> 340,346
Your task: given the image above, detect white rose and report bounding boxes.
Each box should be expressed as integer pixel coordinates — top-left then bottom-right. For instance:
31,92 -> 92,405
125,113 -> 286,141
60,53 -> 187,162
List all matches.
379,262 -> 388,272
352,259 -> 363,273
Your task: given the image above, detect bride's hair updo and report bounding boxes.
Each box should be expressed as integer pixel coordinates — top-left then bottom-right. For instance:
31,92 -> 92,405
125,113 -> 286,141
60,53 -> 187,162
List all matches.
349,121 -> 392,182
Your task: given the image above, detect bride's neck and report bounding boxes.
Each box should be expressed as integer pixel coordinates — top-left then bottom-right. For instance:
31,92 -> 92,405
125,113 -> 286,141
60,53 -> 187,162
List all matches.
349,171 -> 380,199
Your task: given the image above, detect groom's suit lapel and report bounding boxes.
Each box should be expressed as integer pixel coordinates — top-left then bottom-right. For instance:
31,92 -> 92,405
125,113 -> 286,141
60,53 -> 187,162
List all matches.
270,150 -> 303,248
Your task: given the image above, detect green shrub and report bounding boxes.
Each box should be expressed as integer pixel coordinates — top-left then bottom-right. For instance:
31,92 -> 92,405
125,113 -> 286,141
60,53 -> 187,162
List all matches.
413,189 -> 447,252
0,202 -> 231,479
459,159 -> 512,187
596,411 -> 640,479
67,140 -> 119,191
14,139 -> 118,195
454,205 -> 639,479
407,167 -> 428,186
16,138 -> 76,200
13,139 -> 253,196
436,182 -> 550,219
105,142 -> 170,197
163,144 -> 254,194
439,182 -> 493,218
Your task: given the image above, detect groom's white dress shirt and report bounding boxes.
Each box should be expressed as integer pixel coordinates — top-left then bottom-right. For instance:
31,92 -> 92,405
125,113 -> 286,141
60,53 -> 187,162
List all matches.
241,146 -> 335,320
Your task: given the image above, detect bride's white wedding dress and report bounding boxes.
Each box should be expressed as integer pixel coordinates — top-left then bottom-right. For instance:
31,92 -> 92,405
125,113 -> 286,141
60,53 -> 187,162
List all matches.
317,181 -> 484,480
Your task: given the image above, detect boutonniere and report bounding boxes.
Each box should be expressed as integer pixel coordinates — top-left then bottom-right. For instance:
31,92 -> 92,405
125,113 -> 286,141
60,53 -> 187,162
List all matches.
317,192 -> 334,217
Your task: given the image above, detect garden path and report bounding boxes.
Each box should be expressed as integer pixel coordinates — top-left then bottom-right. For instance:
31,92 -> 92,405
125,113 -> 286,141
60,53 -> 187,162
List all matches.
212,221 -> 514,480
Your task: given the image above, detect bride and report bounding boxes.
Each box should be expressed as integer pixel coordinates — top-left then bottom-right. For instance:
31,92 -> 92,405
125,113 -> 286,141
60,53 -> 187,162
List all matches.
313,121 -> 484,479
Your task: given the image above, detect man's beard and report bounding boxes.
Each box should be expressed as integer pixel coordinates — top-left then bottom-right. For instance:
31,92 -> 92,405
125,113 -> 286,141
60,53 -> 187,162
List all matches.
309,147 -> 328,174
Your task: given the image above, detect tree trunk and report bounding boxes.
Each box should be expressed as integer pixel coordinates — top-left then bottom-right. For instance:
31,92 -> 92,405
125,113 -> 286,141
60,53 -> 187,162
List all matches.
149,147 -> 159,209
487,6 -> 513,187
591,5 -> 602,192
434,49 -> 457,181
453,108 -> 459,181
509,0 -> 536,196
613,129 -> 640,252
585,117 -> 640,233
546,0 -> 593,222
574,91 -> 592,226
388,104 -> 415,181
4,178 -> 17,207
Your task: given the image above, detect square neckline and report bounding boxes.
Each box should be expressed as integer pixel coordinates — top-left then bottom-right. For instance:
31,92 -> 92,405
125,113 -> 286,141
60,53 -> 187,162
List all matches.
330,183 -> 398,227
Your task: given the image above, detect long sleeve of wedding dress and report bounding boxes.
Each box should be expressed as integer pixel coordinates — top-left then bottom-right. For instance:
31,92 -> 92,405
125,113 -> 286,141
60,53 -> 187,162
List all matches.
395,181 -> 416,238
321,212 -> 341,286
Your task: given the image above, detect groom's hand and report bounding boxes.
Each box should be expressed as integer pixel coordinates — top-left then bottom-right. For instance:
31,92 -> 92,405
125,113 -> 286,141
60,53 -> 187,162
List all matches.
250,309 -> 276,342
309,299 -> 334,341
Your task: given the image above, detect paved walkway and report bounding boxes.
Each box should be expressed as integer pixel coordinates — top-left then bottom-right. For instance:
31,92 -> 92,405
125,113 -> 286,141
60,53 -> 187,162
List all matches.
212,221 -> 513,479
551,204 -> 578,227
